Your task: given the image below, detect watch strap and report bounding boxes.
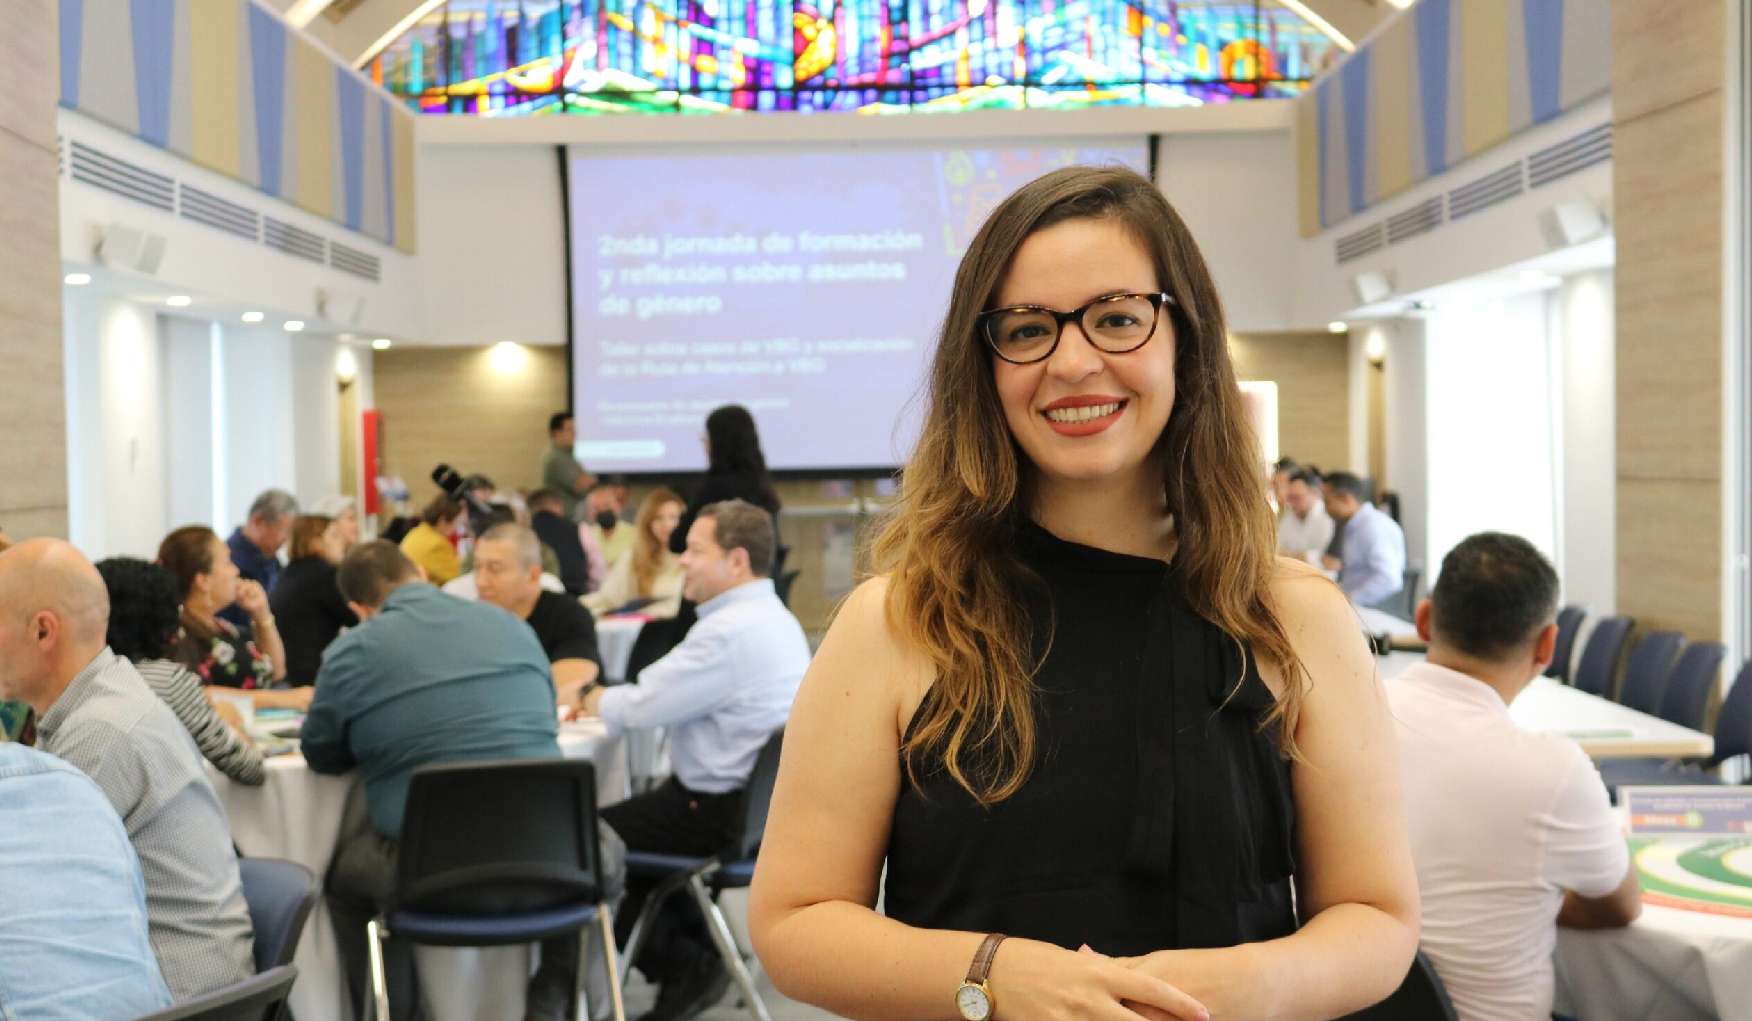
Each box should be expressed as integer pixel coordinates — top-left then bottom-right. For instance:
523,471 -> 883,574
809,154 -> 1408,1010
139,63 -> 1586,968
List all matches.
965,933 -> 1007,985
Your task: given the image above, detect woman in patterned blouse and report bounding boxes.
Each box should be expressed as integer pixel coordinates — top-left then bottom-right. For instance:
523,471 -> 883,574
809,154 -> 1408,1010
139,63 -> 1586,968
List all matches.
157,526 -> 310,711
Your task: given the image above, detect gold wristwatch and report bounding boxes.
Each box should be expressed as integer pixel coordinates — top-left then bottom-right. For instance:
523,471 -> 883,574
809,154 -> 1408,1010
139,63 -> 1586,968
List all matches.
955,933 -> 1006,1021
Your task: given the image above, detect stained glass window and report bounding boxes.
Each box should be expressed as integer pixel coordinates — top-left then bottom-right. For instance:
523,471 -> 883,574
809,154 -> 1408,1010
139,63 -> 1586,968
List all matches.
369,0 -> 1339,115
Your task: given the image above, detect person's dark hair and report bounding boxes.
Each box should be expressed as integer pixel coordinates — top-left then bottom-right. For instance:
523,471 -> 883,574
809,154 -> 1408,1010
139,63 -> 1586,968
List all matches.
338,541 -> 422,609
289,514 -> 336,561
1429,533 -> 1560,662
549,411 -> 573,434
1288,468 -> 1322,488
158,526 -> 220,600
96,557 -> 182,662
1323,471 -> 1367,500
595,473 -> 628,490
419,494 -> 462,527
697,499 -> 777,577
526,488 -> 564,514
704,405 -> 780,513
1377,491 -> 1402,523
1273,457 -> 1299,475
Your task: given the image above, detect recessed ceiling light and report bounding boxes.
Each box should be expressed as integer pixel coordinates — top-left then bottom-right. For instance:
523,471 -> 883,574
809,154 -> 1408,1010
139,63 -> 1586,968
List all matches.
1327,321 -> 1347,333
372,338 -> 393,350
64,272 -> 91,286
489,341 -> 528,373
241,311 -> 264,323
166,295 -> 191,307
284,320 -> 306,332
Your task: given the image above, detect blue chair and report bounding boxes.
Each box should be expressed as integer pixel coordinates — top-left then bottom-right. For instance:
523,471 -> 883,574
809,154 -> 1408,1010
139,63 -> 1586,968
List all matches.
131,965 -> 298,1021
1343,951 -> 1459,1021
1545,605 -> 1589,682
238,858 -> 319,972
365,759 -> 626,1021
1571,616 -> 1634,698
1600,651 -> 1738,798
1659,642 -> 1726,732
1616,631 -> 1686,715
618,728 -> 785,1021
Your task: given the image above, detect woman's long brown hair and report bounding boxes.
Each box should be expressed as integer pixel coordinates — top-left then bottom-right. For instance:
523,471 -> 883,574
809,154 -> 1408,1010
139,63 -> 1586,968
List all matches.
630,487 -> 683,597
869,165 -> 1307,805
157,525 -> 222,671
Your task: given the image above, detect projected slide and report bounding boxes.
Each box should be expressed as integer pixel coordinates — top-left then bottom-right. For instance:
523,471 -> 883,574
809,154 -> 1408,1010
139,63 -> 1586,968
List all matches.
568,141 -> 1148,473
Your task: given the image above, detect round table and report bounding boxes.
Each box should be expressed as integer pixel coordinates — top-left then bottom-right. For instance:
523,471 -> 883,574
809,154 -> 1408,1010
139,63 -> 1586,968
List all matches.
210,721 -> 627,1021
594,616 -> 647,684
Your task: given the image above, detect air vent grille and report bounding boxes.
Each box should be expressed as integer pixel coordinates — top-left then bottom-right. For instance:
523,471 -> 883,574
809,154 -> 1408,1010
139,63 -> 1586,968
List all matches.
329,241 -> 382,282
1386,197 -> 1444,244
263,217 -> 327,263
1448,163 -> 1525,220
181,185 -> 260,243
69,141 -> 175,211
1335,222 -> 1385,263
1528,123 -> 1613,188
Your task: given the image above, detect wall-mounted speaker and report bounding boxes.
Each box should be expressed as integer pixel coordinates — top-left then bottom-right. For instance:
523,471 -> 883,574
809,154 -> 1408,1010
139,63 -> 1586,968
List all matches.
96,224 -> 166,274
1538,199 -> 1607,249
1352,270 -> 1396,305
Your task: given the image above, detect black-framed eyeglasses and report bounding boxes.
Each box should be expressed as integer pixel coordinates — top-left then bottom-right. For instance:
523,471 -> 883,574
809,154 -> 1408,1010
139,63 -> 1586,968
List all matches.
976,292 -> 1176,364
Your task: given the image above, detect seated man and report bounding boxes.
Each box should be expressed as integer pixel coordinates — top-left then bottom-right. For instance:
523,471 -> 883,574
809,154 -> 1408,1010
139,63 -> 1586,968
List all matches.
304,541 -> 611,1021
0,539 -> 255,1000
1276,468 -> 1335,565
475,522 -> 603,702
529,488 -> 593,596
1389,532 -> 1640,1021
577,500 -> 810,1021
0,741 -> 174,1020
1321,471 -> 1406,607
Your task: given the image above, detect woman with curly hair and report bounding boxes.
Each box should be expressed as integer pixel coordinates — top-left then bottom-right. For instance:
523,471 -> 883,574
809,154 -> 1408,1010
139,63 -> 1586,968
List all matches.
96,557 -> 265,785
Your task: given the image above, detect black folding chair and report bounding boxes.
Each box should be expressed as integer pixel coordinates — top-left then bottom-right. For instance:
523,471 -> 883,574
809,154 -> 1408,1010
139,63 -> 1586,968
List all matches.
1545,605 -> 1589,682
618,729 -> 786,1021
1616,631 -> 1686,714
1571,616 -> 1634,698
132,966 -> 298,1021
363,760 -> 625,1021
1343,951 -> 1459,1021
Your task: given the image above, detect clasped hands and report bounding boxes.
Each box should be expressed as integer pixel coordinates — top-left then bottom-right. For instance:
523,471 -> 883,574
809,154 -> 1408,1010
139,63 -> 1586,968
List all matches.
991,939 -> 1259,1021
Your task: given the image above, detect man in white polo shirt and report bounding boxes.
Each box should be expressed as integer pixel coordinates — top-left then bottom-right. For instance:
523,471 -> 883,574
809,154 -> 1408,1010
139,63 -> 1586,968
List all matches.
1389,532 -> 1641,1021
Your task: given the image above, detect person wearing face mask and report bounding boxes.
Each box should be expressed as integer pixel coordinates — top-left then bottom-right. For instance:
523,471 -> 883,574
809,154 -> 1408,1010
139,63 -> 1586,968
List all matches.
746,167 -> 1419,1021
584,477 -> 633,584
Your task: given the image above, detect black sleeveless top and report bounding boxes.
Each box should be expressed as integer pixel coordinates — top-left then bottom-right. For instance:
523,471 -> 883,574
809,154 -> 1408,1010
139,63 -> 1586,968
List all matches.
884,522 -> 1298,955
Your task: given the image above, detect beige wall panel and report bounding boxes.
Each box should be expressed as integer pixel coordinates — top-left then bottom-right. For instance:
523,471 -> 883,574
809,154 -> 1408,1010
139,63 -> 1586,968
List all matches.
373,346 -> 569,509
1616,478 -> 1722,640
1228,332 -> 1351,474
0,133 -> 68,528
1613,90 -> 1723,481
0,0 -> 60,151
2,507 -> 71,543
1611,0 -> 1726,124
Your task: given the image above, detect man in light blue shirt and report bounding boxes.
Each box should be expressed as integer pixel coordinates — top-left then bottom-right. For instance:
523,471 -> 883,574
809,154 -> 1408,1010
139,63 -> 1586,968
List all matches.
0,741 -> 174,1021
578,499 -> 809,1021
1322,471 -> 1407,608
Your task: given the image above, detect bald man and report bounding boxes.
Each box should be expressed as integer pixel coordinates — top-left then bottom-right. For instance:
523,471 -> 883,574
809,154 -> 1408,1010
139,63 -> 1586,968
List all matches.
0,540 -> 255,999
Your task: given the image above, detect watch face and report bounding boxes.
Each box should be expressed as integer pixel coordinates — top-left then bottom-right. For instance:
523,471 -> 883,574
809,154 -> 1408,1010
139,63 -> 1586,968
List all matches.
956,984 -> 992,1021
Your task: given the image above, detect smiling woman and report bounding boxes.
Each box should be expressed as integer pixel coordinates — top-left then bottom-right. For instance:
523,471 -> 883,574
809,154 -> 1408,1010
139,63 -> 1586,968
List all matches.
748,165 -> 1420,1021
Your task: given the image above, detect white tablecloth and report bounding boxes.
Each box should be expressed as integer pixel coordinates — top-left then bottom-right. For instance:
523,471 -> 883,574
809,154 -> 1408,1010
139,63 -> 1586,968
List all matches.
211,722 -> 627,1021
595,617 -> 647,684
1554,901 -> 1752,1021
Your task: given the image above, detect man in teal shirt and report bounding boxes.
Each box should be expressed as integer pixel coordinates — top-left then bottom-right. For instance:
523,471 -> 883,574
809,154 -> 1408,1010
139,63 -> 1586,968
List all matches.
305,541 -> 578,1021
